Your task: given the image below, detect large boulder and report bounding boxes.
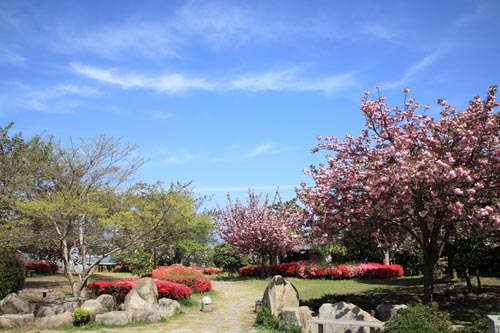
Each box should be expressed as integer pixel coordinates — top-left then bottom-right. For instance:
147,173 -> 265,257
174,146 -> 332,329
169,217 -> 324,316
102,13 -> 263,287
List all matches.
124,277 -> 158,312
0,293 -> 31,315
124,277 -> 163,322
37,311 -> 73,329
158,298 -> 181,318
316,302 -> 382,333
279,306 -> 312,332
81,299 -> 106,320
95,311 -> 132,326
0,313 -> 34,329
376,303 -> 407,321
262,275 -> 300,316
96,294 -> 116,312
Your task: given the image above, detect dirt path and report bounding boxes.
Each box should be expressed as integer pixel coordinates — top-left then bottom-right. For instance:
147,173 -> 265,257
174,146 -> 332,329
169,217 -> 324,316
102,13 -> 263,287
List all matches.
35,280 -> 264,333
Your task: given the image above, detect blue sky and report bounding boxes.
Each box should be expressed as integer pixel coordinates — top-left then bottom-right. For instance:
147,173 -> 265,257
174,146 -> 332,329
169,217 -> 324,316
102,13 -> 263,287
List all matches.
1,0 -> 499,210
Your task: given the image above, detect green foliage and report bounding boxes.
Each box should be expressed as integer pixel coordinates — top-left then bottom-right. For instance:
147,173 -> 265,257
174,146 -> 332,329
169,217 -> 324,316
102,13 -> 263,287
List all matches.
394,247 -> 424,276
124,249 -> 154,276
255,307 -> 279,330
212,242 -> 246,273
456,318 -> 486,333
384,304 -> 453,333
0,253 -> 25,299
72,308 -> 90,326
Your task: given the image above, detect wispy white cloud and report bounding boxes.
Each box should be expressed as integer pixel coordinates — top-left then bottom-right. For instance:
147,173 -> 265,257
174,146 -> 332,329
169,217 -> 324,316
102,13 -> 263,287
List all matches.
71,63 -> 358,97
54,22 -> 176,59
0,45 -> 25,66
454,2 -> 488,27
0,81 -> 98,113
71,63 -> 213,93
383,52 -> 442,89
149,111 -> 175,120
241,142 -> 292,160
161,153 -> 195,165
231,69 -> 358,96
174,1 -> 255,48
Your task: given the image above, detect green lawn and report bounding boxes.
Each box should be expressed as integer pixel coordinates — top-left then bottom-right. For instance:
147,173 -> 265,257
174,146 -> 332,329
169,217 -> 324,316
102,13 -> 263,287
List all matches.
220,274 -> 500,325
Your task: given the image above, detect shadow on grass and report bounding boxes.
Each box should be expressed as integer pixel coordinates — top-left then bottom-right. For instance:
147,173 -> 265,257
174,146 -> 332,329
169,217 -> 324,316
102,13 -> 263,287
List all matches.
301,279 -> 500,324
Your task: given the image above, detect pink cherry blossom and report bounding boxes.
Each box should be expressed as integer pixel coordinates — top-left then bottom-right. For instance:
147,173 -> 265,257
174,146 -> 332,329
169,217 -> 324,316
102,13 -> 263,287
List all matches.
298,85 -> 500,304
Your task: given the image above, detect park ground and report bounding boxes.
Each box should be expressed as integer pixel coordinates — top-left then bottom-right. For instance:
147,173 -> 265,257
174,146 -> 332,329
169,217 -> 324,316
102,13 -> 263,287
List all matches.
13,272 -> 500,332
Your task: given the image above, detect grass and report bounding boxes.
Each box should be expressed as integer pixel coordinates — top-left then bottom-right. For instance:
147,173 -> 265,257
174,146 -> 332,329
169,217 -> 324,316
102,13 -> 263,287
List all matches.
214,273 -> 500,326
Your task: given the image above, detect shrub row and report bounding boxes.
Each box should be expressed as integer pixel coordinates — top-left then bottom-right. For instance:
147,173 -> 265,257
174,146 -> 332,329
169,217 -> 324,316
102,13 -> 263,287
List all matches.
151,265 -> 212,292
86,278 -> 192,303
24,261 -> 60,274
240,261 -> 404,279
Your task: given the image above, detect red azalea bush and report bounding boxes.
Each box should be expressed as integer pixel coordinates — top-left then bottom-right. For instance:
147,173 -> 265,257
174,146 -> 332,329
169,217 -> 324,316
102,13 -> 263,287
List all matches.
24,261 -> 60,274
86,278 -> 192,303
152,265 -> 212,292
189,266 -> 223,275
239,261 -> 404,279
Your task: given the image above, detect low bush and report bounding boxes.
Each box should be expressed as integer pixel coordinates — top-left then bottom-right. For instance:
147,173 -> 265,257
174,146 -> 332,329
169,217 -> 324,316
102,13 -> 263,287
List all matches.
240,261 -> 404,279
24,261 -> 59,274
86,278 -> 192,303
73,308 -> 90,326
384,304 -> 453,333
152,266 -> 212,292
0,253 -> 24,299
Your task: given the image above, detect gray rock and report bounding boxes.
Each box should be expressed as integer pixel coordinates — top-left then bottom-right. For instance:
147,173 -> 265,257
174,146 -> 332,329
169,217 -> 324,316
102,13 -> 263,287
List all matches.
317,302 -> 381,333
37,311 -> 73,329
124,277 -> 158,312
487,314 -> 500,333
34,296 -> 80,317
0,313 -> 34,329
95,311 -> 132,326
279,306 -> 312,332
262,275 -> 300,316
0,293 -> 32,315
96,294 -> 116,311
159,298 -> 181,318
376,303 -> 407,321
81,299 -> 106,320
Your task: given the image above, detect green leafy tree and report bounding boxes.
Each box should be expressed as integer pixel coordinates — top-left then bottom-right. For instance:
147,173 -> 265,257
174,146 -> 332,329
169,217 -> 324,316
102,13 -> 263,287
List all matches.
0,123 -> 53,252
17,136 -> 153,298
212,242 -> 246,274
117,181 -> 214,270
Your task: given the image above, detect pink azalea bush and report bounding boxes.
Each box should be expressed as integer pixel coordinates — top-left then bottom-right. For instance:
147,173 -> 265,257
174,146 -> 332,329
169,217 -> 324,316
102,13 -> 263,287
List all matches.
151,265 -> 212,292
239,261 -> 403,279
86,278 -> 192,302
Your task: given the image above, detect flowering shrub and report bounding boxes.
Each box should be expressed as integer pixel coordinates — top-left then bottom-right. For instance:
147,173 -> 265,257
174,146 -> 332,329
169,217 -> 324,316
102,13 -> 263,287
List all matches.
86,278 -> 192,303
190,266 -> 223,275
24,261 -> 60,274
152,265 -> 212,292
239,261 -> 404,280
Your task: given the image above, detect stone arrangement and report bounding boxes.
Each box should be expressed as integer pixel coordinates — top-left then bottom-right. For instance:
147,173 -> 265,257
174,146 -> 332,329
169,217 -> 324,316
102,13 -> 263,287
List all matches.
0,277 -> 181,329
261,275 -> 408,333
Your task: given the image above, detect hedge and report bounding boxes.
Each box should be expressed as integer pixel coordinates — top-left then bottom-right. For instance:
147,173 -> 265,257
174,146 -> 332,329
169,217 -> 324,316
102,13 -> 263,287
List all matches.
240,261 -> 404,279
151,265 -> 212,292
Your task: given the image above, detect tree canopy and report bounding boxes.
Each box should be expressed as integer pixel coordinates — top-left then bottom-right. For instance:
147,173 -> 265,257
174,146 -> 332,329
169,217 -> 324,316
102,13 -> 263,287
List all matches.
298,85 -> 500,303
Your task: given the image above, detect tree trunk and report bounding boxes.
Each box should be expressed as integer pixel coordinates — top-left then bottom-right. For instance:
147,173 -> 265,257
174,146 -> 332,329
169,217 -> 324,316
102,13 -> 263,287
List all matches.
422,250 -> 435,305
382,248 -> 390,265
475,267 -> 482,293
465,267 -> 473,293
259,252 -> 267,279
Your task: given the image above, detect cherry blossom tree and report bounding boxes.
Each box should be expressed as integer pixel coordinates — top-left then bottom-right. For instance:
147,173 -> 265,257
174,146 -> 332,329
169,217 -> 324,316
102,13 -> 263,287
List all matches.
213,189 -> 305,277
298,85 -> 500,304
